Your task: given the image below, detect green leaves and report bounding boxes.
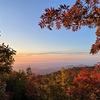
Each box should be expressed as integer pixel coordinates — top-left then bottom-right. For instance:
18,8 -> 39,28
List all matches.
0,43 -> 16,74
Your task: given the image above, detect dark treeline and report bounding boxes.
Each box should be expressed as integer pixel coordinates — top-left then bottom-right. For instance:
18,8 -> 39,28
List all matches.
1,65 -> 100,100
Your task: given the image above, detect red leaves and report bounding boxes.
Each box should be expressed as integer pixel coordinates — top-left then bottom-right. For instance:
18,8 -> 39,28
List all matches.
90,26 -> 100,54
85,0 -> 99,4
66,67 -> 100,99
39,0 -> 100,54
63,12 -> 70,17
96,26 -> 100,36
94,0 -> 99,4
45,7 -> 55,18
86,0 -> 93,4
39,0 -> 98,31
56,22 -> 61,29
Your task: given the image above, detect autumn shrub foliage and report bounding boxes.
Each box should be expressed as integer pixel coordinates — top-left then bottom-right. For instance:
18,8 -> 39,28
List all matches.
66,67 -> 100,100
1,65 -> 100,100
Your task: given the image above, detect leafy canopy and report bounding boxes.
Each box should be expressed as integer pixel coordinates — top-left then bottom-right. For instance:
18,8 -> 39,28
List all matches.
0,43 -> 16,74
39,0 -> 100,54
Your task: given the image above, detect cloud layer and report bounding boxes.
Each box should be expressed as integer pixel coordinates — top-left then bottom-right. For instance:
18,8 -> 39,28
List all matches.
18,51 -> 89,56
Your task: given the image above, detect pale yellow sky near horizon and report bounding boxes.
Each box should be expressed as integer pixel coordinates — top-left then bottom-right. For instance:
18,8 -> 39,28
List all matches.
14,53 -> 100,64
13,52 -> 100,72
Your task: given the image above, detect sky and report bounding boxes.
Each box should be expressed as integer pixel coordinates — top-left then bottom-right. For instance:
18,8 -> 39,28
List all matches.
0,0 -> 100,71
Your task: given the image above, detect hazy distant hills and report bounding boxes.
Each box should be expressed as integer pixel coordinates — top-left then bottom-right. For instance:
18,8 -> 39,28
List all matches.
31,64 -> 87,75
14,63 -> 91,75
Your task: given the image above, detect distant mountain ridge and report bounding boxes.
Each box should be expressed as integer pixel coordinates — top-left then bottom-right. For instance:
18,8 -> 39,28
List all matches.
31,64 -> 90,75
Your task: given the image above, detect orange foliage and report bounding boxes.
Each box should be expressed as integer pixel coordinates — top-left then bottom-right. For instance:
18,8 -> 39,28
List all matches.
66,68 -> 100,99
39,0 -> 100,54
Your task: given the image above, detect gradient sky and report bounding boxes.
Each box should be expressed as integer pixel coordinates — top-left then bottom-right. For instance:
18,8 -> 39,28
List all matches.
0,0 -> 100,70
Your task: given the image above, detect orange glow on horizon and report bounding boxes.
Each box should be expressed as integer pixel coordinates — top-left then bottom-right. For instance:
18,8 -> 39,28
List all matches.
14,53 -> 97,63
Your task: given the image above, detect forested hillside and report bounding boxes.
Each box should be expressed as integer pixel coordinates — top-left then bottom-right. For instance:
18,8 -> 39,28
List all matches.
1,64 -> 100,100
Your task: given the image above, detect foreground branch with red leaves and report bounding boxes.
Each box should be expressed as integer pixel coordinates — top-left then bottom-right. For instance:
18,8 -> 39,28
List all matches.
39,0 -> 100,54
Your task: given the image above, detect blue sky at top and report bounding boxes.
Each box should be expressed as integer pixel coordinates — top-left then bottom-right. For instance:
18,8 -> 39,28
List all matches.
0,0 -> 99,67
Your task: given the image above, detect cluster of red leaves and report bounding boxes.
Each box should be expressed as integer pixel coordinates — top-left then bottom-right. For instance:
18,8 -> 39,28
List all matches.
66,68 -> 100,99
39,0 -> 100,54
